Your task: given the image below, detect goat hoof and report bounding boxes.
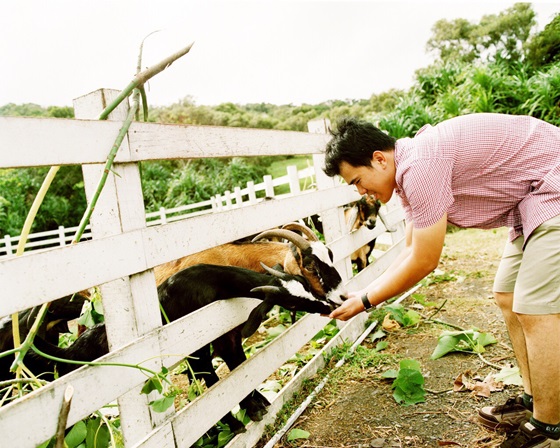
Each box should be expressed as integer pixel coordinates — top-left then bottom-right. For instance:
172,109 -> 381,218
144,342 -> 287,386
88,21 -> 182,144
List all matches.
231,423 -> 247,435
244,391 -> 270,422
223,415 -> 246,435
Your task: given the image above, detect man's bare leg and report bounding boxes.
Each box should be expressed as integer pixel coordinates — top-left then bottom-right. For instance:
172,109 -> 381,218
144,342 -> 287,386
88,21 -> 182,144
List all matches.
516,312 -> 560,424
494,292 -> 532,395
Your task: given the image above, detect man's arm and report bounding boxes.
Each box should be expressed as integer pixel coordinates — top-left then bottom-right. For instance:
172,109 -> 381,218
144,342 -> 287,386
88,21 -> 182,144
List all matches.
329,213 -> 447,321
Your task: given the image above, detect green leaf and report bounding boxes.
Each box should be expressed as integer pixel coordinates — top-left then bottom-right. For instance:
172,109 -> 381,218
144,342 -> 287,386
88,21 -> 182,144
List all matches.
86,418 -> 110,447
141,376 -> 163,395
431,329 -> 497,359
287,428 -> 310,441
267,324 -> 287,339
403,309 -> 422,326
65,421 -> 87,448
150,395 -> 176,413
217,429 -> 234,447
370,329 -> 386,342
381,369 -> 398,379
411,293 -> 438,307
375,341 -> 388,352
399,358 -> 421,372
392,368 -> 426,406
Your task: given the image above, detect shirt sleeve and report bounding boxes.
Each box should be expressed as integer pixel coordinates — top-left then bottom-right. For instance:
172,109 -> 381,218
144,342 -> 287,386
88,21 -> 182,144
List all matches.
400,158 -> 454,228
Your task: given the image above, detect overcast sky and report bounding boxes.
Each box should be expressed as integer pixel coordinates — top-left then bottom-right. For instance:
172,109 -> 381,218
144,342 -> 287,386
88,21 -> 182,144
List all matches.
1,1 -> 558,108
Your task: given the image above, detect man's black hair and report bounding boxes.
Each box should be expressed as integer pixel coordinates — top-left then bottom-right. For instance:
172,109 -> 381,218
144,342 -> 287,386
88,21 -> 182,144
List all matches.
323,117 -> 396,177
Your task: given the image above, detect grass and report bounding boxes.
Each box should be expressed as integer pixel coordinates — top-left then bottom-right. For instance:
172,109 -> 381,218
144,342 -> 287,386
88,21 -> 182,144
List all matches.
266,156 -> 316,195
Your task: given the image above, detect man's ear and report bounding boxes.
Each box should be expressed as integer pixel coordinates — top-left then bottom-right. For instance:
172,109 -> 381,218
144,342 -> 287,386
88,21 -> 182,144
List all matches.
372,150 -> 387,168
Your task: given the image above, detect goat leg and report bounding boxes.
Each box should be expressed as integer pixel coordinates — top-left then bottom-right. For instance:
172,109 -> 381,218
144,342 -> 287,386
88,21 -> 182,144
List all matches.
213,331 -> 270,422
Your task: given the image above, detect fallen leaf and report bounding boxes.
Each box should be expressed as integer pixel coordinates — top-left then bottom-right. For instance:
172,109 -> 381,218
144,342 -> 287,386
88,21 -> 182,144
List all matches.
382,313 -> 401,331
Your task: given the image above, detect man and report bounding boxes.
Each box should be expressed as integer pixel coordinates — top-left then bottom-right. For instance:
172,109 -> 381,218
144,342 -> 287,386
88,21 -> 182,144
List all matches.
323,114 -> 560,448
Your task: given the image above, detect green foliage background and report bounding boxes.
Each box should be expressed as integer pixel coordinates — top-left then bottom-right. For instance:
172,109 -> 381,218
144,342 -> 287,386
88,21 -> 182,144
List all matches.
1,3 -> 559,236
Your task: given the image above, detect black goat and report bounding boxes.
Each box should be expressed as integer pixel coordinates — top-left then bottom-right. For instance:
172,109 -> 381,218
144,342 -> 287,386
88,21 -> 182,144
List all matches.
0,294 -> 86,380
22,263 -> 345,433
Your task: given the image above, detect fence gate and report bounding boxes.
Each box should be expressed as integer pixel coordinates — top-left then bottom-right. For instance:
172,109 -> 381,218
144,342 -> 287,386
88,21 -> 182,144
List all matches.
0,88 -> 406,447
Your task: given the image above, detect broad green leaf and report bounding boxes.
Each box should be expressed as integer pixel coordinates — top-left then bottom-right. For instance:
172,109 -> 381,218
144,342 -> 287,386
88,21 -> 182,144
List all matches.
217,429 -> 234,447
399,359 -> 421,372
141,376 -> 163,395
370,329 -> 386,342
431,329 -> 496,359
392,368 -> 426,406
287,428 -> 310,441
411,293 -> 438,307
403,309 -> 422,326
150,395 -> 175,413
65,421 -> 87,448
381,369 -> 399,379
86,418 -> 110,447
375,341 -> 388,352
267,324 -> 287,339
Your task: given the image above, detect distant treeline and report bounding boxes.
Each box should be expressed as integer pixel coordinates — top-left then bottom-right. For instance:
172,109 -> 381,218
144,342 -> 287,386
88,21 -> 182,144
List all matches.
1,3 -> 559,236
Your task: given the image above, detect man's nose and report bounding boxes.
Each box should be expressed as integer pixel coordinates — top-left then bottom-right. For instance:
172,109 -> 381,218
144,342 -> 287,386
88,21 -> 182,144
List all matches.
356,185 -> 367,195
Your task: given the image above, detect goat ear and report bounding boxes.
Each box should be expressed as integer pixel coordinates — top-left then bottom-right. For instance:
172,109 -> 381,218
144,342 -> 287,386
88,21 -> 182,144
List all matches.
290,243 -> 302,262
241,298 -> 276,338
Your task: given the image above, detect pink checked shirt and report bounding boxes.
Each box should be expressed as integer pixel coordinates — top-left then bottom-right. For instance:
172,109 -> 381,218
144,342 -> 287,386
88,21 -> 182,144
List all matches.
394,113 -> 560,243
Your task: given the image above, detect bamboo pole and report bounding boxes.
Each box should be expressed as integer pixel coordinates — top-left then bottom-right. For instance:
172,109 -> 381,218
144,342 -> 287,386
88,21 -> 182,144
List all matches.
9,39 -> 195,379
10,165 -> 60,386
98,41 -> 194,121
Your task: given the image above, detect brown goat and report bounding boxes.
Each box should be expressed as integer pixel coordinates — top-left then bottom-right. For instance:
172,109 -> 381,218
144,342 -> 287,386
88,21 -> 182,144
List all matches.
153,223 -> 335,302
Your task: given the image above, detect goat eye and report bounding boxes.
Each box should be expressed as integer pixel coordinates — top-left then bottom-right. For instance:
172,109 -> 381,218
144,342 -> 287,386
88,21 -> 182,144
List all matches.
303,261 -> 315,272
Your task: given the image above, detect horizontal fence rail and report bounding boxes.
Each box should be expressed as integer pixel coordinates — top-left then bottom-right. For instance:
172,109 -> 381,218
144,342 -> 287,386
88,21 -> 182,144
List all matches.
0,166 -> 316,257
0,89 -> 406,448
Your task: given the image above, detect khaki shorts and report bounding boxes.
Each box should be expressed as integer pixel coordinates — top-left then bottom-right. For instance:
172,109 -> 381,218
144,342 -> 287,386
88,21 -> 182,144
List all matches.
493,214 -> 560,315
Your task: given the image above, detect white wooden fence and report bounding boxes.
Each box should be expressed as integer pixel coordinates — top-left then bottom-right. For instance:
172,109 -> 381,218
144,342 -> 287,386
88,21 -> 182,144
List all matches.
0,89 -> 406,448
0,165 -> 316,257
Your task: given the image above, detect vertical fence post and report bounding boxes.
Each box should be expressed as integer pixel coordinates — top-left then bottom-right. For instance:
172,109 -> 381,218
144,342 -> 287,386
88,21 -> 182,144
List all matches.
287,165 -> 301,195
264,175 -> 274,197
4,235 -> 12,256
308,118 -> 353,282
247,181 -> 257,204
215,194 -> 223,211
159,207 -> 167,225
234,186 -> 243,207
74,89 -> 171,445
58,226 -> 66,247
224,191 -> 233,209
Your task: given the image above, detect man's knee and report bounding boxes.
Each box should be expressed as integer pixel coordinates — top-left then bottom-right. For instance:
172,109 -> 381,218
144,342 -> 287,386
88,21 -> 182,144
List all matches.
494,291 -> 514,312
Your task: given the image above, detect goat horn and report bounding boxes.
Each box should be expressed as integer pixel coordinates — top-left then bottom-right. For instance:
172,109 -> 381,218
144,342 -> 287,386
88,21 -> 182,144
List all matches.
281,222 -> 319,241
260,262 -> 290,279
252,228 -> 311,250
250,285 -> 281,294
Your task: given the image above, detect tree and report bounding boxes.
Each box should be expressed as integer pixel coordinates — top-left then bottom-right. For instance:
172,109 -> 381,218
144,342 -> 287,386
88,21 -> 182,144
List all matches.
426,3 -> 536,64
526,12 -> 560,68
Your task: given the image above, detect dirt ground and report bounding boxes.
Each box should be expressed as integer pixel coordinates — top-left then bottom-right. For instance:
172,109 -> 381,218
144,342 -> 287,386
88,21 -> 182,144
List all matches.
261,227 -> 522,448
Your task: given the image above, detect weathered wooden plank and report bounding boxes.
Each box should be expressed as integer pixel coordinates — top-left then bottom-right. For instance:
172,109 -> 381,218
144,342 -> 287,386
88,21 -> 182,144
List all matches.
126,121 -> 332,161
0,187 -> 358,316
226,305 -> 369,448
0,117 -> 331,168
135,313 -> 333,447
0,298 -> 260,448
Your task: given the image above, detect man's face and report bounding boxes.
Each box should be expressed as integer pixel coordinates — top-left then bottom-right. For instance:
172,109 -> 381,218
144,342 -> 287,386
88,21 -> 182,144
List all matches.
338,152 -> 395,204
